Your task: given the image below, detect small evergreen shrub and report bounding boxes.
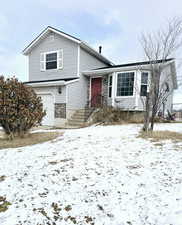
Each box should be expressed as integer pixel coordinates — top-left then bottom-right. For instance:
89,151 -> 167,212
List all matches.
0,76 -> 46,139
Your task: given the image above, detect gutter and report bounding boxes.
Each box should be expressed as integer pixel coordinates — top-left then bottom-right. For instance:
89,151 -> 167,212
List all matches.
25,81 -> 65,87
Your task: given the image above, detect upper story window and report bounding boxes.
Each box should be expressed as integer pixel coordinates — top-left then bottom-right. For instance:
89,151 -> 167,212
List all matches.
116,72 -> 134,96
140,72 -> 149,96
46,52 -> 57,70
108,75 -> 112,98
40,50 -> 63,71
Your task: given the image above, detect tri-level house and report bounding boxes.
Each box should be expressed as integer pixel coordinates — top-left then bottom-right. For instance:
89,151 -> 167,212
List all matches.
23,26 -> 177,126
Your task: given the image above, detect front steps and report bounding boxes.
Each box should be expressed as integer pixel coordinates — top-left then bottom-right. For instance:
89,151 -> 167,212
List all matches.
67,108 -> 94,127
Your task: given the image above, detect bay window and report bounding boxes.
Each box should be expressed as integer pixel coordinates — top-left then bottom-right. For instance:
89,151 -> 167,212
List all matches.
117,72 -> 134,96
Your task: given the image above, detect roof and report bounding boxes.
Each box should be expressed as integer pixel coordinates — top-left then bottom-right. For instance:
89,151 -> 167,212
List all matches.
24,77 -> 78,84
83,58 -> 178,89
94,58 -> 174,70
22,26 -> 113,66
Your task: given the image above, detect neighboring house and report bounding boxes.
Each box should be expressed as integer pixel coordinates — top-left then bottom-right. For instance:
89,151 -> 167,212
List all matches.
23,26 -> 178,126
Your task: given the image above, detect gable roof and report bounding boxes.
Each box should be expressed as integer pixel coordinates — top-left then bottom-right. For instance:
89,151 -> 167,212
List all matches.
22,26 -> 113,66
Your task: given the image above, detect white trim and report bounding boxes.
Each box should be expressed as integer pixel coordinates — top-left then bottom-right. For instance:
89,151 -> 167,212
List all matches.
140,70 -> 150,94
23,27 -> 81,55
135,70 -> 140,108
66,86 -> 68,104
27,56 -> 30,81
42,50 -> 63,71
57,49 -> 63,70
22,27 -> 113,66
115,71 -> 136,98
83,61 -> 174,76
26,81 -> 65,87
108,74 -> 112,99
83,66 -> 144,75
48,27 -> 81,44
65,79 -> 79,85
77,45 -> 80,77
112,72 -> 116,107
36,92 -> 56,103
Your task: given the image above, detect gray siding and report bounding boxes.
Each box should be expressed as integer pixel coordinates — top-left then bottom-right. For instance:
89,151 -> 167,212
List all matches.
160,65 -> 174,113
137,65 -> 174,112
115,98 -> 136,110
29,31 -> 78,81
33,86 -> 66,103
67,48 -> 108,111
80,48 -> 107,70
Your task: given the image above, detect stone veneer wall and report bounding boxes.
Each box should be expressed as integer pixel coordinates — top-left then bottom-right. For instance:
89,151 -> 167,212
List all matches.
86,77 -> 90,107
102,75 -> 108,105
55,103 -> 66,118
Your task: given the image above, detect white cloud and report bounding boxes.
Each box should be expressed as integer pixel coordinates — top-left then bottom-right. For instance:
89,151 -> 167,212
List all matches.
0,54 -> 28,81
0,13 -> 9,41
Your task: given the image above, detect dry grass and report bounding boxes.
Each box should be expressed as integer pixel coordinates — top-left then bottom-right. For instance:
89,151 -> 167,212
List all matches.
0,132 -> 60,150
0,196 -> 11,213
92,107 -> 144,125
138,130 -> 182,142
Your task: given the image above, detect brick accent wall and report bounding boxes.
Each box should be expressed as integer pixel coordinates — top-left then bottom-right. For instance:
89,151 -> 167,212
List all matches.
55,103 -> 66,118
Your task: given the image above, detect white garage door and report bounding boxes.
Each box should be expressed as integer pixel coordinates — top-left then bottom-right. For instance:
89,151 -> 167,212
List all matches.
38,94 -> 54,126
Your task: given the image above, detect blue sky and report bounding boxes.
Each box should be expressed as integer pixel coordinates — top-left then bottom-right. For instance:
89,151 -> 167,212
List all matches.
1,0 -> 182,103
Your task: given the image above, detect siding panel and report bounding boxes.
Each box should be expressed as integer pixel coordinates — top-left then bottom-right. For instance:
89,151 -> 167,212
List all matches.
29,32 -> 78,81
66,48 -> 108,111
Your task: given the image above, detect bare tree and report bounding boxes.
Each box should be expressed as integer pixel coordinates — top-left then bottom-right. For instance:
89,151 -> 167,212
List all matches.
140,17 -> 182,132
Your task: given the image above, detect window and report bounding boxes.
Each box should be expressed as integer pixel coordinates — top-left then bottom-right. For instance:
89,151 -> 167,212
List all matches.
108,75 -> 112,98
40,50 -> 63,71
117,72 -> 134,96
140,72 -> 148,96
46,52 -> 57,70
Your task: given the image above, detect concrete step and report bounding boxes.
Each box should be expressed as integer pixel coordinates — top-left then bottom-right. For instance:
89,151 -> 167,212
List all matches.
68,118 -> 85,123
69,117 -> 86,122
73,112 -> 91,116
67,108 -> 95,127
76,108 -> 93,113
67,121 -> 86,127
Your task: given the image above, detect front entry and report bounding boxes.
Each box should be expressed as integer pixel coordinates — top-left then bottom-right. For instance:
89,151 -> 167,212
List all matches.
91,77 -> 102,107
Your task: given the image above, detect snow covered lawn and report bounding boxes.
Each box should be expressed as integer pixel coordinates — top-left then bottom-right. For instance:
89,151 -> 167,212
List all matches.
0,123 -> 182,225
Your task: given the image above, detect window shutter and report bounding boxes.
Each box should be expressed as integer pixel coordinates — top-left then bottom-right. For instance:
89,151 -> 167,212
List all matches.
57,49 -> 63,69
40,53 -> 45,71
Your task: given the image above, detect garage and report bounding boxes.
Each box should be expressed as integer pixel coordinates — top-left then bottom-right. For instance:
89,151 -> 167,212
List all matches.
38,94 -> 54,126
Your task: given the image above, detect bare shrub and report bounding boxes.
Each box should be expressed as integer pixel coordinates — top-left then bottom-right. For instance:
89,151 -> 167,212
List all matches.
93,107 -> 144,124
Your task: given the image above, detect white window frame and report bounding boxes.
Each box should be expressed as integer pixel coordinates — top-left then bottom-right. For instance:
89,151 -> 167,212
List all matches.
41,50 -> 63,71
45,50 -> 58,70
140,70 -> 150,96
115,71 -> 136,98
108,74 -> 113,98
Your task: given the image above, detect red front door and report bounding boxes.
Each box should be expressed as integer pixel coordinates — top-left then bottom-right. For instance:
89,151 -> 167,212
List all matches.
91,77 -> 102,107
